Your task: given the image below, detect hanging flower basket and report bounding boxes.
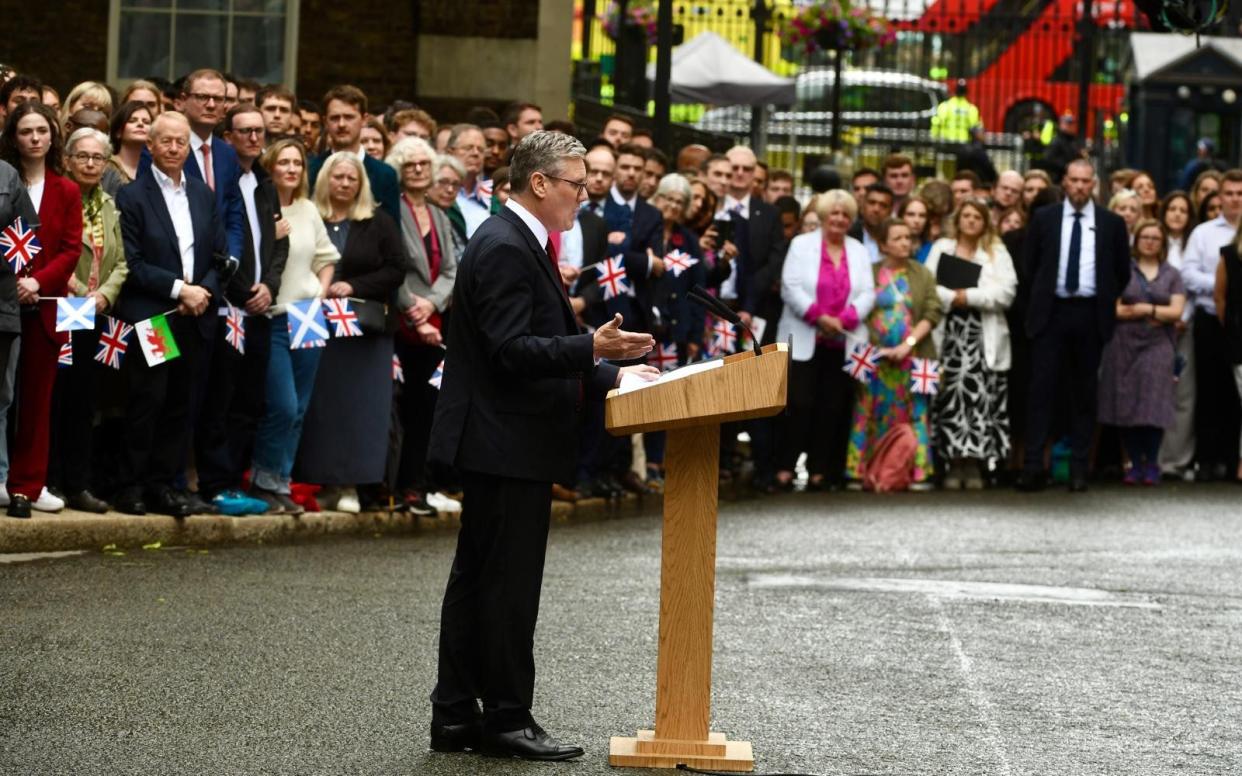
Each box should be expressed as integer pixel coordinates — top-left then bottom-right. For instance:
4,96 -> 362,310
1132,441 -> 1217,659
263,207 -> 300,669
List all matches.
780,0 -> 897,55
600,1 -> 659,47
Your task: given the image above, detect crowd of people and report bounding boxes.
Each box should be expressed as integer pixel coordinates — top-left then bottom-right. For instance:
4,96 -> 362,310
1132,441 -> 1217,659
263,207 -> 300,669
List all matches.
0,65 -> 1239,520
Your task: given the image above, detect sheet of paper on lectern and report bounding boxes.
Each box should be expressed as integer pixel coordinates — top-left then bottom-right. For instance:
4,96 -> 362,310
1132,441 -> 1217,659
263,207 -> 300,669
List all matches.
617,358 -> 724,395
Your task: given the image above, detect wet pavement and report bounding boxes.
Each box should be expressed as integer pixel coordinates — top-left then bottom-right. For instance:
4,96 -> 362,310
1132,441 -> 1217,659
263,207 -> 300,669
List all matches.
2,484 -> 1239,775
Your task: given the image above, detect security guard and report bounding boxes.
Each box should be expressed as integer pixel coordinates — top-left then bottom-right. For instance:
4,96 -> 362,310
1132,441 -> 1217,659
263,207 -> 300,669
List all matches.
931,79 -> 981,143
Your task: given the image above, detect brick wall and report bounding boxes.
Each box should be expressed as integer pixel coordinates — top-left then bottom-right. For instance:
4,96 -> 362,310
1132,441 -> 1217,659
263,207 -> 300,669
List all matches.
2,1 -> 109,93
295,0 -> 420,110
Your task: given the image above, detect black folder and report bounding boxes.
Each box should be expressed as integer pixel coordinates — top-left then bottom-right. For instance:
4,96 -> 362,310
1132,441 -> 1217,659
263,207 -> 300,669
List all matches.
936,255 -> 982,289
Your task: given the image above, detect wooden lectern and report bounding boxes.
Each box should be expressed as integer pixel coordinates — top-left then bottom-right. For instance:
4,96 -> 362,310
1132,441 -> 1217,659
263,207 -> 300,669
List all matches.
604,342 -> 789,772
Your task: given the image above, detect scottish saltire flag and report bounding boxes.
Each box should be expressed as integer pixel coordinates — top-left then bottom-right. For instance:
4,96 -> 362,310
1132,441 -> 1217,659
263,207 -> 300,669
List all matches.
322,298 -> 362,338
94,316 -> 133,370
711,319 -> 737,354
597,255 -> 629,300
223,305 -> 245,354
662,249 -> 697,277
0,217 -> 40,273
57,340 -> 73,367
135,314 -> 180,366
844,341 -> 880,383
392,354 -> 404,384
649,342 -> 678,372
55,297 -> 96,332
286,298 -> 328,349
429,359 -> 444,390
910,357 -> 940,395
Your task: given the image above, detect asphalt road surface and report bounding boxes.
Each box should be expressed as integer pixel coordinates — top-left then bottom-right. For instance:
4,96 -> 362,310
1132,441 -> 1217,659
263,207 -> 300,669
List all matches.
2,484 -> 1239,775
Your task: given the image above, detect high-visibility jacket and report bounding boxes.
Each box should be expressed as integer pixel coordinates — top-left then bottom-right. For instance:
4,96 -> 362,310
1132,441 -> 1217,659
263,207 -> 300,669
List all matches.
930,96 -> 980,142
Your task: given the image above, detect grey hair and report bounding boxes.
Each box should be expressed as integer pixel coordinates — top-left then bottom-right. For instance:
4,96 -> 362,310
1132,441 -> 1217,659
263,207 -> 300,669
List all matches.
446,123 -> 482,150
655,172 -> 692,202
509,130 -> 587,194
386,136 -> 436,177
435,153 -> 465,179
66,127 -> 111,155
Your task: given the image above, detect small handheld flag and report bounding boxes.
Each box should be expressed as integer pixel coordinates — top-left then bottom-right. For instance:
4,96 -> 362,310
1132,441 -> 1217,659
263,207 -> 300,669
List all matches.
224,305 -> 246,354
844,341 -> 880,383
287,298 -> 329,349
711,319 -> 737,354
57,340 -> 73,367
95,316 -> 133,370
597,255 -> 629,300
392,354 -> 404,384
135,314 -> 180,366
910,357 -> 940,395
322,298 -> 363,338
55,297 -> 96,332
429,359 -> 444,389
0,217 -> 41,274
649,342 -> 678,372
663,249 -> 698,277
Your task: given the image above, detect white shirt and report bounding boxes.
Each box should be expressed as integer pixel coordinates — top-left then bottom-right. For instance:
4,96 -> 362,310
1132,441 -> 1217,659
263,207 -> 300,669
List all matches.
190,131 -> 213,184
457,177 -> 492,239
1056,199 -> 1097,298
238,169 -> 262,283
714,193 -> 751,301
610,184 -> 638,210
862,229 -> 881,264
560,216 -> 584,270
1181,215 -> 1238,315
506,198 -> 549,253
152,165 -> 196,300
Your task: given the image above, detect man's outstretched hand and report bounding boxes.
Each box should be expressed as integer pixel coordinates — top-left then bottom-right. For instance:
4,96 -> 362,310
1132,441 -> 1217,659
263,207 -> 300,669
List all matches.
592,313 -> 654,361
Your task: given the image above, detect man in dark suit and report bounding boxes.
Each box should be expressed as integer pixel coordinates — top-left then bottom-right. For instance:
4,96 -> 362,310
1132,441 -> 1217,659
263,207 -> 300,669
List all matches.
427,131 -> 657,760
195,104 -> 289,515
113,112 -> 226,516
308,85 -> 400,222
601,142 -> 663,335
1019,158 -> 1131,492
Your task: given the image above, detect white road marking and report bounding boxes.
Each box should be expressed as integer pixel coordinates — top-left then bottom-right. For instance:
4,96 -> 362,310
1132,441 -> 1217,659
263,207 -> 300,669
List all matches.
0,551 -> 88,565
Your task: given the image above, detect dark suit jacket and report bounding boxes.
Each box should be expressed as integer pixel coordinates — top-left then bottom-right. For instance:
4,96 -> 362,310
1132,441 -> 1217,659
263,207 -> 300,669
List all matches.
309,151 -> 401,225
744,199 -> 788,341
649,224 -> 708,348
601,195 -> 662,333
24,171 -> 81,340
571,209 -> 612,329
0,160 -> 38,335
1023,201 -> 1131,341
139,137 -> 245,260
429,206 -> 620,484
115,168 -> 226,339
229,163 -> 288,308
332,209 -> 406,302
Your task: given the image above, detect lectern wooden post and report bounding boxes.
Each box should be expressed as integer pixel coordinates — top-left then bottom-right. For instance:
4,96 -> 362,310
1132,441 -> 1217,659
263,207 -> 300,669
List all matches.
604,343 -> 789,772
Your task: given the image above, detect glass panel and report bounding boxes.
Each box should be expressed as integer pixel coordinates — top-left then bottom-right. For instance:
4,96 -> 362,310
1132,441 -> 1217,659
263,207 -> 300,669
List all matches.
233,0 -> 286,13
173,12 -> 227,77
230,15 -> 285,83
121,0 -> 171,8
118,11 -> 172,80
176,0 -> 227,10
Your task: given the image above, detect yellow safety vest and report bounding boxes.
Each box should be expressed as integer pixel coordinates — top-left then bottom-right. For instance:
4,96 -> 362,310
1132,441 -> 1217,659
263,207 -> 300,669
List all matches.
930,96 -> 980,143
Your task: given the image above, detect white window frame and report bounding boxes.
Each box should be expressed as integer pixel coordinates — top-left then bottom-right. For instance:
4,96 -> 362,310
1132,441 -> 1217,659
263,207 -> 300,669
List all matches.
106,0 -> 300,91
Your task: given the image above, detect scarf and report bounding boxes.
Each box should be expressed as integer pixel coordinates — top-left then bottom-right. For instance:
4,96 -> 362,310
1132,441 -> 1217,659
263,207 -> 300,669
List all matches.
81,186 -> 106,293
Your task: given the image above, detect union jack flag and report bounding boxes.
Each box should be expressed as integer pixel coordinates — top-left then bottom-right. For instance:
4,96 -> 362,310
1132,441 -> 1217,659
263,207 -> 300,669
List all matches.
322,298 -> 363,338
843,341 -> 880,383
392,354 -> 404,384
224,305 -> 246,354
429,358 -> 444,389
94,316 -> 133,370
711,319 -> 737,354
57,340 -> 73,367
649,342 -> 678,372
910,357 -> 940,395
596,255 -> 629,300
0,217 -> 41,274
662,249 -> 697,277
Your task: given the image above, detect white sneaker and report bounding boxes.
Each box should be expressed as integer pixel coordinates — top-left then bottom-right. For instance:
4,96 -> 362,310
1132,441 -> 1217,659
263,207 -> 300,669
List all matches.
0,482 -> 8,507
336,487 -> 361,514
33,487 -> 65,513
425,491 -> 461,512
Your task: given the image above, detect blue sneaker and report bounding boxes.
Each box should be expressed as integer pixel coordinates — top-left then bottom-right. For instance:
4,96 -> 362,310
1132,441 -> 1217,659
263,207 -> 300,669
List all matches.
213,489 -> 269,516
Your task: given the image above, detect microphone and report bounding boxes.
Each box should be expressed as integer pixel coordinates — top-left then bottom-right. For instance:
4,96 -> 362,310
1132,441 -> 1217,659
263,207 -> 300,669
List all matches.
688,285 -> 761,356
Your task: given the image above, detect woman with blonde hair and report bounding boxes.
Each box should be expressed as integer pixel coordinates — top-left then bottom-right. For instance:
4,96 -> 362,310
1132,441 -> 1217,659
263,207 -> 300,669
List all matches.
60,81 -> 113,125
924,199 -> 1018,489
1108,188 -> 1143,236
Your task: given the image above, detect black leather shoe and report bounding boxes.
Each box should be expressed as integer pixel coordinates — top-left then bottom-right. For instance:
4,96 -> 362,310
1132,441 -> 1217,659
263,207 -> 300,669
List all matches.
430,721 -> 482,753
150,489 -> 192,518
481,725 -> 584,761
67,490 -> 109,514
182,491 -> 217,515
1015,471 -> 1045,492
114,487 -> 146,516
1068,476 -> 1088,493
6,494 -> 31,518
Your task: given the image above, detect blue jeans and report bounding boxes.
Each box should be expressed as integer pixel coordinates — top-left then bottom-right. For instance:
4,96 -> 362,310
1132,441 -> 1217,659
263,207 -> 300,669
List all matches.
0,334 -> 20,483
251,315 -> 322,494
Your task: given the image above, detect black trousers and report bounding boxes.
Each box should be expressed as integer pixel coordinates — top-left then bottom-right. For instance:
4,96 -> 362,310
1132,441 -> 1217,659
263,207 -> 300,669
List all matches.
777,345 -> 852,481
1025,299 -> 1102,476
48,328 -> 102,494
119,315 -> 202,495
395,338 -> 444,492
1192,308 -> 1240,470
196,315 -> 271,497
431,470 -> 552,734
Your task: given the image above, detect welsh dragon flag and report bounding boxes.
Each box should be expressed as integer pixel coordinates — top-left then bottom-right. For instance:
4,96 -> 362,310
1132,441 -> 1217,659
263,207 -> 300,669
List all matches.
134,314 -> 181,366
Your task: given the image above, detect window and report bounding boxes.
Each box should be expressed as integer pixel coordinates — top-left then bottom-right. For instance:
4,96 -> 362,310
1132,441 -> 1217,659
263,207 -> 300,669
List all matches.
108,0 -> 299,87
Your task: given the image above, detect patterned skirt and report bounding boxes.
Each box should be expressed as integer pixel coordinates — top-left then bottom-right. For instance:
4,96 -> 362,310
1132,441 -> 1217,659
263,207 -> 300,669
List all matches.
934,310 -> 1010,461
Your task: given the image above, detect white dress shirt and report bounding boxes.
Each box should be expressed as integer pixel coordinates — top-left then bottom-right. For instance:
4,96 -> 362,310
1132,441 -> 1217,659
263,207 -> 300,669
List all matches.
506,198 -> 549,253
457,177 -> 492,239
610,184 -> 638,211
190,131 -> 213,184
861,228 -> 880,264
1181,215 -> 1238,315
238,169 -> 262,283
559,217 -> 584,269
715,193 -> 751,300
151,164 -> 196,300
1056,199 -> 1097,298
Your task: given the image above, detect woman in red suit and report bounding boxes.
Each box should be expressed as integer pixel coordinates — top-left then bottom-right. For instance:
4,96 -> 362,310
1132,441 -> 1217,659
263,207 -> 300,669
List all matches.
0,102 -> 82,518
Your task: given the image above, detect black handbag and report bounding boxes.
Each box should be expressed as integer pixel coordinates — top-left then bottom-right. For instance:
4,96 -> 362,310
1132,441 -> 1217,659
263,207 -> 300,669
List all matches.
347,297 -> 392,335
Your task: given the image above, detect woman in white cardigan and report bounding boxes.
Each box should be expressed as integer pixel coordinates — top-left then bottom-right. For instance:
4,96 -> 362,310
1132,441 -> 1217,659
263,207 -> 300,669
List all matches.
924,199 -> 1017,489
774,190 -> 876,490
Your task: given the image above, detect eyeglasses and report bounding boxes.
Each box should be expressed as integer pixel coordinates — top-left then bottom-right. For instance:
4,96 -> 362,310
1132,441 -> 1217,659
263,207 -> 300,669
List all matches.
434,178 -> 460,188
70,152 -> 107,165
186,92 -> 225,105
403,159 -> 431,169
543,173 -> 588,196
731,164 -> 755,173
231,127 -> 264,137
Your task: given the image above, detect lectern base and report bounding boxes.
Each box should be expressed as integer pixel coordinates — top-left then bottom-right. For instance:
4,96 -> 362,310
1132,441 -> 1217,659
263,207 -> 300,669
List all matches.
608,730 -> 754,771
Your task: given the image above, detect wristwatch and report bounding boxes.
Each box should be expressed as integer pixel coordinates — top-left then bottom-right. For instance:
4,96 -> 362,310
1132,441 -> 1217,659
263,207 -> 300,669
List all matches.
904,335 -> 918,348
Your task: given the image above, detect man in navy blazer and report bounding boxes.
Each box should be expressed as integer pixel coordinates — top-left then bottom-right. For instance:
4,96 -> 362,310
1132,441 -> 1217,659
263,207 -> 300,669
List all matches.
114,112 -> 226,518
307,85 -> 400,223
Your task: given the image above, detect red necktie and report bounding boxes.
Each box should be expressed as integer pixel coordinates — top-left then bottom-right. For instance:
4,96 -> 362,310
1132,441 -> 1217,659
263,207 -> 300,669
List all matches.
201,142 -> 215,191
